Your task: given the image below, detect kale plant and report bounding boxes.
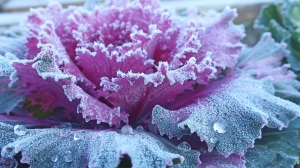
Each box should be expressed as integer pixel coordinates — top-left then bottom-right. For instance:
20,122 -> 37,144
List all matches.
0,0 -> 299,167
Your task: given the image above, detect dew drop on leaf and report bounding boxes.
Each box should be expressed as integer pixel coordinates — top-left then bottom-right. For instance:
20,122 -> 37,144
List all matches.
51,154 -> 58,162
213,121 -> 227,134
73,131 -> 85,141
63,150 -> 73,163
254,84 -> 262,89
135,125 -> 144,131
210,137 -> 218,143
177,142 -> 191,151
58,123 -> 72,137
121,125 -> 134,135
13,124 -> 27,136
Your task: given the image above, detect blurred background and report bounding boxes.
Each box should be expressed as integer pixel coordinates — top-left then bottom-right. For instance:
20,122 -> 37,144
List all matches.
0,0 -> 275,46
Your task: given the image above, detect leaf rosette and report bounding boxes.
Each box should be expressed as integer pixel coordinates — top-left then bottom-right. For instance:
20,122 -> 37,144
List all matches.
0,0 -> 299,167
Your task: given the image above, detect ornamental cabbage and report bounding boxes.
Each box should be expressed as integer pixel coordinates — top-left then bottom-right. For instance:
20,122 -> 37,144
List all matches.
0,0 -> 299,167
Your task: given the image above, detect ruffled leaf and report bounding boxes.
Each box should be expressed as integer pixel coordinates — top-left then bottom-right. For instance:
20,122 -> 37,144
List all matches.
254,1 -> 300,71
254,4 -> 283,31
10,46 -> 83,122
191,7 -> 245,69
152,73 -> 300,156
245,118 -> 300,168
0,77 -> 26,114
0,53 -> 26,113
0,123 -> 200,168
281,0 -> 300,31
274,79 -> 300,104
281,0 -> 300,71
237,32 -> 295,81
0,36 -> 26,59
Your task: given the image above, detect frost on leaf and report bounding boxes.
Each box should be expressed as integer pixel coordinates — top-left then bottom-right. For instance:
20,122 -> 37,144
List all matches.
254,0 -> 300,71
152,73 -> 300,156
0,122 -> 18,148
0,36 -> 26,59
190,7 -> 245,69
0,123 -> 201,168
245,118 -> 300,168
18,0 -> 248,125
11,44 -> 127,125
0,54 -> 26,113
0,78 -> 25,114
63,83 -> 128,125
238,32 -> 295,81
273,79 -> 300,104
10,47 -> 82,122
237,31 -> 300,108
0,123 -> 18,168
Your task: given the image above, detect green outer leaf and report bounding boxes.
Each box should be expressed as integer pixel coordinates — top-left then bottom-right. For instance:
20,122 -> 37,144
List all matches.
274,79 -> 300,104
281,0 -> 300,32
245,118 -> 300,168
254,5 -> 283,31
268,19 -> 291,43
254,1 -> 300,71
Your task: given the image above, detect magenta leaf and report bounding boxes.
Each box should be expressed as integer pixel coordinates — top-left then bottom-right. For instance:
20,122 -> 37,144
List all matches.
19,0 -> 232,126
199,149 -> 245,168
2,0 -> 300,167
0,123 -> 200,168
63,83 -> 128,125
16,44 -> 127,125
10,48 -> 82,122
189,7 -> 245,69
152,73 -> 300,156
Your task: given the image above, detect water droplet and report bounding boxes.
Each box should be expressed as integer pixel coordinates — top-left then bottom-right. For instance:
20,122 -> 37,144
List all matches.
63,150 -> 73,163
58,123 -> 72,137
121,125 -> 134,135
177,142 -> 191,151
135,125 -> 144,131
51,154 -> 58,162
73,131 -> 85,141
254,84 -> 262,89
210,137 -> 218,143
213,121 -> 226,134
14,124 -> 27,136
